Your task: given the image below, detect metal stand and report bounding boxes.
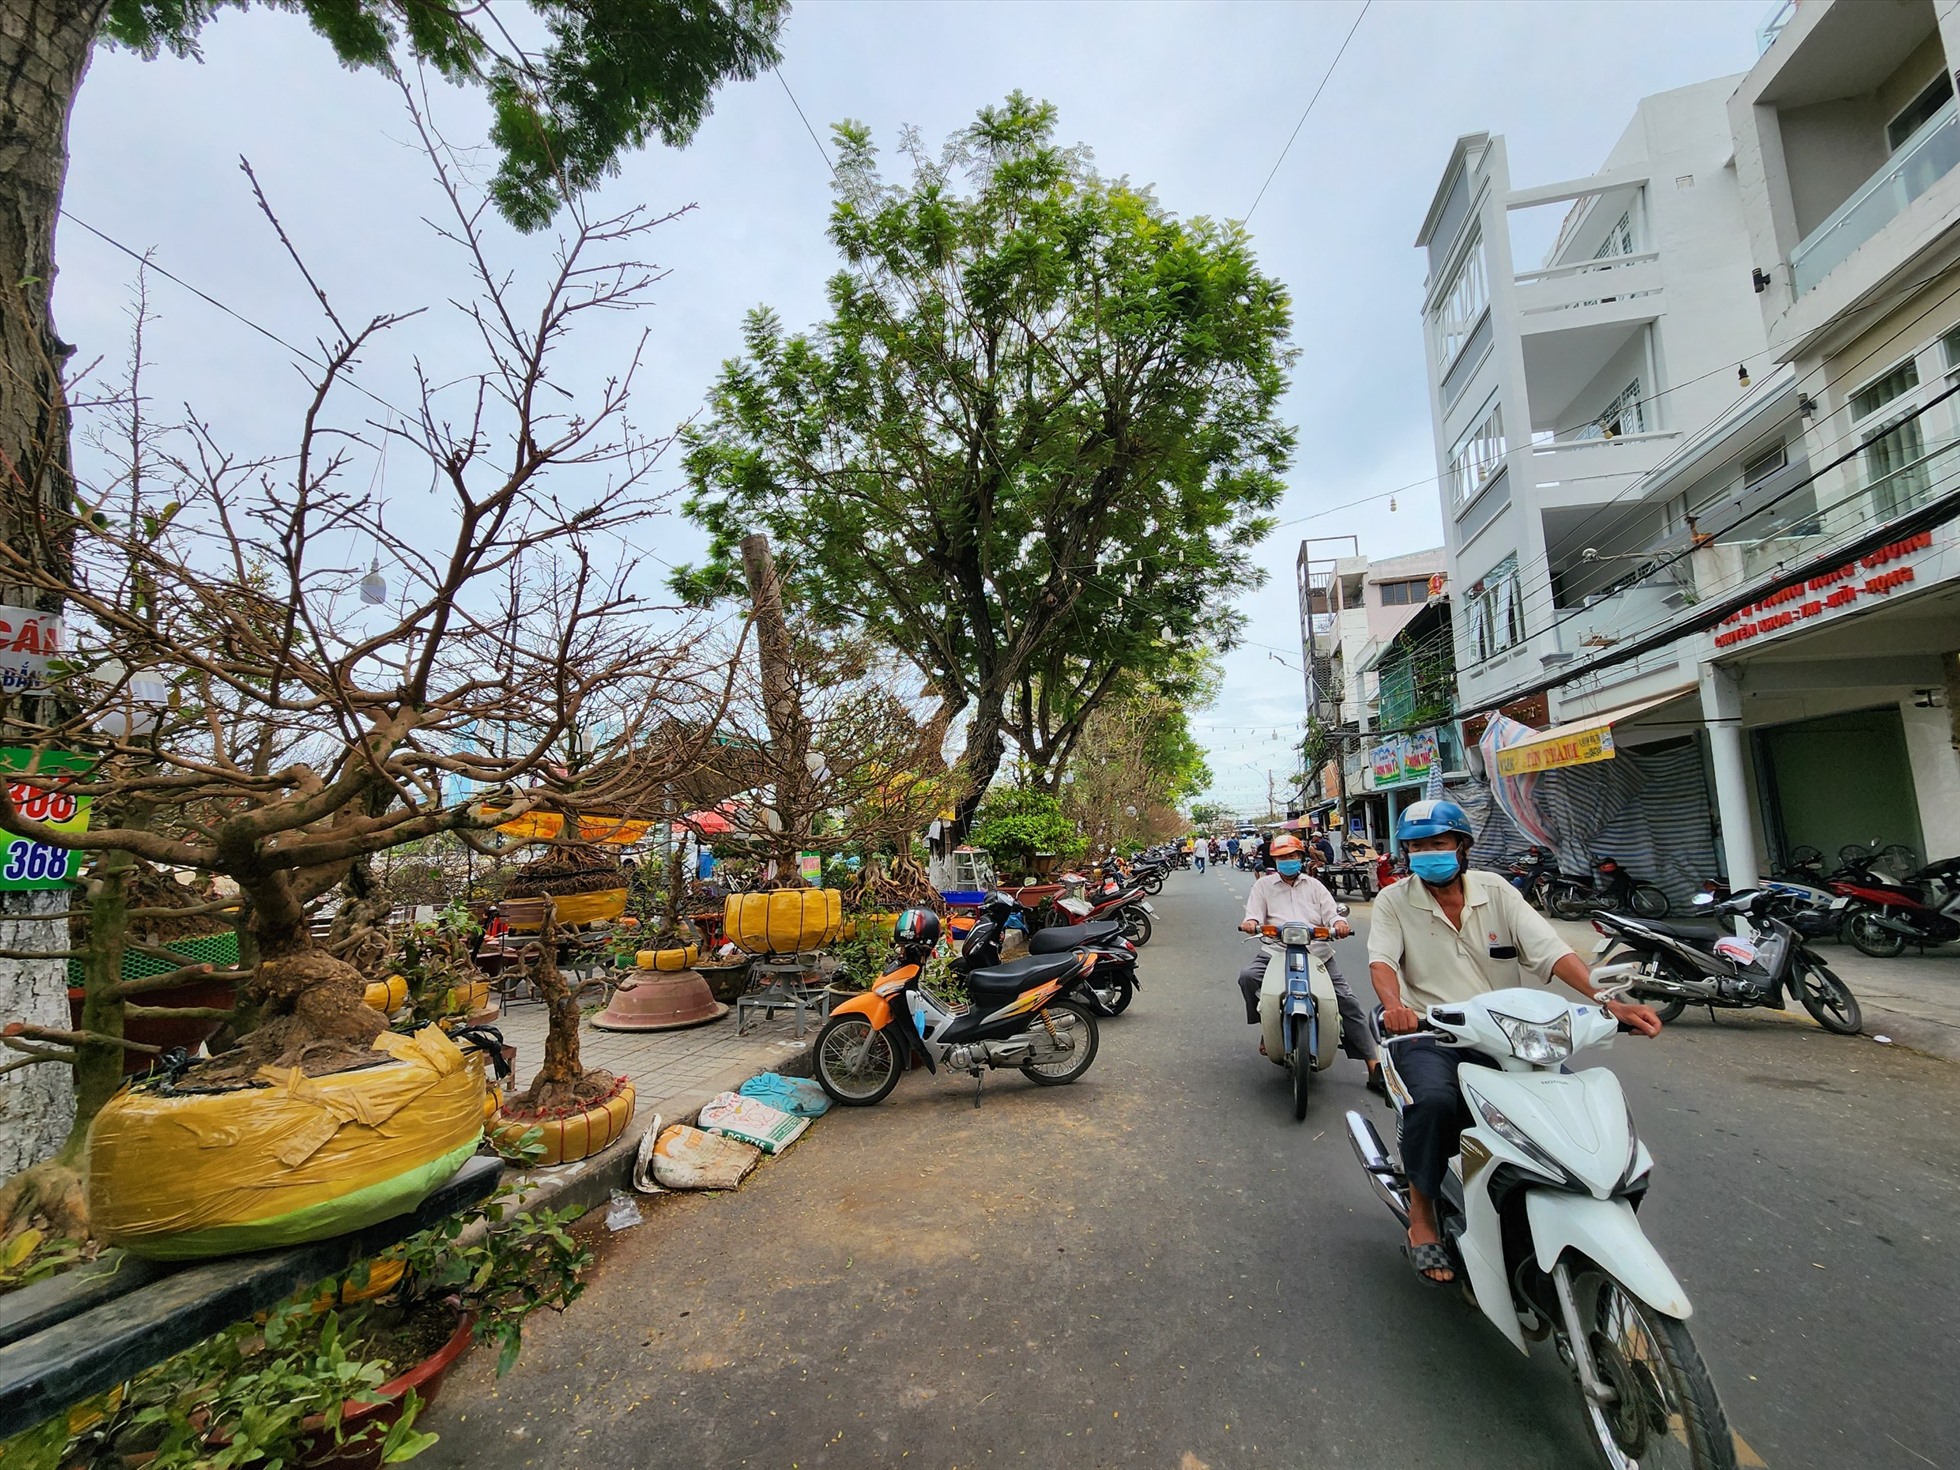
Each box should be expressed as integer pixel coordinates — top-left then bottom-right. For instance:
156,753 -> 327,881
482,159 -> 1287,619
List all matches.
735,952 -> 835,1038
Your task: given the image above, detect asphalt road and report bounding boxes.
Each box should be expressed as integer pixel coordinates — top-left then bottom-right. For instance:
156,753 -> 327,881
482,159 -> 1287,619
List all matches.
423,868 -> 1960,1470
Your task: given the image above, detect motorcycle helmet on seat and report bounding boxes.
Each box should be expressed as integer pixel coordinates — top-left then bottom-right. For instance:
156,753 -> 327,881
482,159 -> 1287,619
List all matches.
893,907 -> 941,946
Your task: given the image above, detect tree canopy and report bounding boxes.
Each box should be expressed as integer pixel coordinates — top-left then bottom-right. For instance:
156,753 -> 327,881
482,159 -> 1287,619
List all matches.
672,93 -> 1294,819
100,0 -> 789,231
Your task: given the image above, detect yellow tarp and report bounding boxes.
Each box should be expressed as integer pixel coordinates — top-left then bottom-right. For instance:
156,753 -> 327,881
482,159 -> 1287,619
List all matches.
481,808 -> 654,845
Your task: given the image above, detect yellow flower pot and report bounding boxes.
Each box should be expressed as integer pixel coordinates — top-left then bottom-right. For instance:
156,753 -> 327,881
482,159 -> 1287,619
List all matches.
492,1080 -> 637,1166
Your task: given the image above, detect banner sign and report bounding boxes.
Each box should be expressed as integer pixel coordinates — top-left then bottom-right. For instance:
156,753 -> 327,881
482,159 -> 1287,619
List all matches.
1370,741 -> 1402,783
1402,729 -> 1437,779
1,748 -> 92,889
1714,530 -> 1933,650
799,851 -> 822,884
1495,725 -> 1615,777
0,607 -> 64,697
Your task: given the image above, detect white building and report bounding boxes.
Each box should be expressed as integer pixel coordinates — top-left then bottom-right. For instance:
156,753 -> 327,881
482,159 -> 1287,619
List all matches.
1411,1 -> 1960,892
1416,79 -> 1771,717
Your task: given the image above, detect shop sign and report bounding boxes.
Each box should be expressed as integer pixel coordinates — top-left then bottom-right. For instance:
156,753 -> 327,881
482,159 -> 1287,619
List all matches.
1714,531 -> 1934,650
1,748 -> 92,889
1495,725 -> 1615,777
1402,729 -> 1437,779
0,607 -> 64,697
1371,740 -> 1402,783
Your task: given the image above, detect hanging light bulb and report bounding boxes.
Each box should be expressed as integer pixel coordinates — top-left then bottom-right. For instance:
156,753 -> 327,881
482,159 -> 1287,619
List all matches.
1737,363 -> 1752,389
360,555 -> 388,606
1389,496 -> 1398,512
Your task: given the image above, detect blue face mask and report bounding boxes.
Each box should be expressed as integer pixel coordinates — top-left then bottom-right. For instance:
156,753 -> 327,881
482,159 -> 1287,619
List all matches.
1275,859 -> 1304,877
1408,851 -> 1461,885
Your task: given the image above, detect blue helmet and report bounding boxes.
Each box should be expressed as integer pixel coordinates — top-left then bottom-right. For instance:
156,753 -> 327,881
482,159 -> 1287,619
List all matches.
1396,798 -> 1473,843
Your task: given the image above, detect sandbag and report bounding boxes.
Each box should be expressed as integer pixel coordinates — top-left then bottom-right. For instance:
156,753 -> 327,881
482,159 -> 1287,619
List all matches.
88,1026 -> 484,1260
698,1090 -> 809,1155
649,1123 -> 761,1190
738,1071 -> 831,1118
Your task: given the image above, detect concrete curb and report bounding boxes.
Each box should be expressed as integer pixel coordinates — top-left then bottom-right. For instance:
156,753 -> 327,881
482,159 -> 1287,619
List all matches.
503,1038 -> 816,1222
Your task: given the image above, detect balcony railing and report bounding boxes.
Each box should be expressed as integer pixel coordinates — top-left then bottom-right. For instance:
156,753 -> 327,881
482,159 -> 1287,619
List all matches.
1530,431 -> 1680,491
1513,252 -> 1663,321
1791,99 -> 1960,295
1757,0 -> 1796,54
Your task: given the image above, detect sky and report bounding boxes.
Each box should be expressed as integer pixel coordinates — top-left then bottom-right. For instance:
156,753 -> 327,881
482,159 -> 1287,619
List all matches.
53,0 -> 1772,817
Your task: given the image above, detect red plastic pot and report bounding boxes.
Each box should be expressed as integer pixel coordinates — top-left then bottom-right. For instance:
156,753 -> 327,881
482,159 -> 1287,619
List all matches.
296,1311 -> 475,1470
67,977 -> 237,1075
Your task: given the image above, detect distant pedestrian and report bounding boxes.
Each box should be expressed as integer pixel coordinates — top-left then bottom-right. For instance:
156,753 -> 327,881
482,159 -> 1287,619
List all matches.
1227,836 -> 1240,863
1194,838 -> 1209,873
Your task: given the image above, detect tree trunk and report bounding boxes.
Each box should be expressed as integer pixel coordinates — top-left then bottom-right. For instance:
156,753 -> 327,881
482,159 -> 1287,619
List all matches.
739,533 -> 814,878
951,687 -> 1009,838
0,0 -> 111,1170
507,898 -> 614,1115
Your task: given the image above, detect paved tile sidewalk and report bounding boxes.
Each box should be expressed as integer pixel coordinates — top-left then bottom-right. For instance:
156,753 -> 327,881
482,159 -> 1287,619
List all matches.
487,996 -> 816,1108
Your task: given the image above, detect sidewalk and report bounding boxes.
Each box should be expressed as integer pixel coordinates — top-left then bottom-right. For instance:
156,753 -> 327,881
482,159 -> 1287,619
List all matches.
486,992 -> 820,1218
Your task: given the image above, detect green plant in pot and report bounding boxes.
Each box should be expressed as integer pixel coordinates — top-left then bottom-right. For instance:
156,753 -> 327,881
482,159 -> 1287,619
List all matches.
67,1189 -> 591,1468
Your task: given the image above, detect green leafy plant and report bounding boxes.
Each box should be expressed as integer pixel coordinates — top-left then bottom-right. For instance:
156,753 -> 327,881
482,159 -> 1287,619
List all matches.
0,1228 -> 86,1291
970,786 -> 1085,877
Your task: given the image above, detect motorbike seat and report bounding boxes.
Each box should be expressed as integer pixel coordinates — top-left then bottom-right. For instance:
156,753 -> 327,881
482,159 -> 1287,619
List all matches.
1628,915 -> 1731,942
1027,920 -> 1124,954
963,953 -> 1080,998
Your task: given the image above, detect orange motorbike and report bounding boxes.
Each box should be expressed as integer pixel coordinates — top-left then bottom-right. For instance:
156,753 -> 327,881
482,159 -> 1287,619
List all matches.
814,907 -> 1101,1109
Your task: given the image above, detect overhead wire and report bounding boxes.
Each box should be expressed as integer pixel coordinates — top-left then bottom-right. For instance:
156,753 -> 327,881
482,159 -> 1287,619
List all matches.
1245,0 -> 1371,223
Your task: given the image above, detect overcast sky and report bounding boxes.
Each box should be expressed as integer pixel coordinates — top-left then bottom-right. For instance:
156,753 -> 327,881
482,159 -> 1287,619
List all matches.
55,0 -> 1769,815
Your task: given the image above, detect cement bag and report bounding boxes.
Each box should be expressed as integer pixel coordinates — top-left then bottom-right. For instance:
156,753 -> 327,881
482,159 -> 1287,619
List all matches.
88,1026 -> 484,1260
649,1123 -> 760,1190
738,1071 -> 832,1118
698,1090 -> 809,1155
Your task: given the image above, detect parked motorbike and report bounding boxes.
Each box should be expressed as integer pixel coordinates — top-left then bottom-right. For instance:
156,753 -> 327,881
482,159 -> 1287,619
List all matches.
1506,847 -> 1559,911
958,892 -> 1141,1016
1346,989 -> 1737,1469
1249,920 -> 1342,1121
813,907 -> 1101,1109
1591,890 -> 1862,1033
1831,854 -> 1960,957
1546,857 -> 1670,920
1056,870 -> 1155,946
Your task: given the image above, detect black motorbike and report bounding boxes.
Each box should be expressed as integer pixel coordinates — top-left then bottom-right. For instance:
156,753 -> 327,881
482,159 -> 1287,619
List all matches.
1545,856 -> 1670,920
1590,889 -> 1861,1034
958,892 -> 1140,1016
1505,846 -> 1559,911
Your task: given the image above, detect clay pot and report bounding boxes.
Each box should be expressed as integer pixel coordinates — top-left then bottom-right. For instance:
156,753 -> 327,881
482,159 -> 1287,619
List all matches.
492,1079 -> 637,1166
695,959 -> 753,1005
592,971 -> 726,1032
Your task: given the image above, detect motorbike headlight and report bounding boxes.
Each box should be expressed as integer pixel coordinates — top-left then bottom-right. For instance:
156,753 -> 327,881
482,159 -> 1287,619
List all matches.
1279,922 -> 1315,946
1490,1009 -> 1573,1065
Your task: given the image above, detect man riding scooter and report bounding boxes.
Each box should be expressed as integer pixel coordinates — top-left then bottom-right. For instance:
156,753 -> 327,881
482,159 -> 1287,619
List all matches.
1238,835 -> 1385,1096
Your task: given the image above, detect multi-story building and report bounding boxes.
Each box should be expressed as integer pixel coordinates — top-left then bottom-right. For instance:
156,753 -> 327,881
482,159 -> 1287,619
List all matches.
1411,1 -> 1960,892
1416,79 -> 1771,717
1293,542 -> 1451,843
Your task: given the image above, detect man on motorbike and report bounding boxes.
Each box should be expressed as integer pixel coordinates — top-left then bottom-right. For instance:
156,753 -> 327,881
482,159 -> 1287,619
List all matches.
1367,798 -> 1663,1283
1237,834 -> 1384,1095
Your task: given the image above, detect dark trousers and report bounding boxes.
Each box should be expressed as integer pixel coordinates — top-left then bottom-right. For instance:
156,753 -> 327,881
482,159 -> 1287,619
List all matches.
1235,950 -> 1378,1063
1394,1039 -> 1499,1200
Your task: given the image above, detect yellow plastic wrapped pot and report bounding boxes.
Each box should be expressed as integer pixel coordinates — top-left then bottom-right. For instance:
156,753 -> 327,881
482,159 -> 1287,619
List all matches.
635,944 -> 701,971
363,974 -> 409,1013
491,1081 -> 637,1166
88,1027 -> 484,1261
503,888 -> 626,929
723,889 -> 843,956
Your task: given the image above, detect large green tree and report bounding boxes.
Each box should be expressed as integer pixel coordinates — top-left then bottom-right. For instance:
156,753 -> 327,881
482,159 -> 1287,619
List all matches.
673,93 -> 1294,825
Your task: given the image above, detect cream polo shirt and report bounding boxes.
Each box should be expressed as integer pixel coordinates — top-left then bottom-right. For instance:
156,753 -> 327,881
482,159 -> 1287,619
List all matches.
1244,871 -> 1344,930
1366,869 -> 1575,1012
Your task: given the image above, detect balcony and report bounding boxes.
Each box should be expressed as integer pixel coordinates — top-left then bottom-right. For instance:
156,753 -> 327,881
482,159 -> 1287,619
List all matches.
1559,583 -> 1695,653
1513,252 -> 1664,323
1529,431 -> 1682,503
1791,99 -> 1960,294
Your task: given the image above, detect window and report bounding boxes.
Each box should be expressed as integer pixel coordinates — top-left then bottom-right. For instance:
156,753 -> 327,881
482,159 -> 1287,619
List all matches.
1850,357 -> 1929,518
1466,555 -> 1524,664
1572,379 -> 1647,441
1592,210 -> 1635,260
1376,578 -> 1431,607
1433,235 -> 1489,370
1888,71 -> 1955,152
1448,399 -> 1506,507
1742,443 -> 1786,487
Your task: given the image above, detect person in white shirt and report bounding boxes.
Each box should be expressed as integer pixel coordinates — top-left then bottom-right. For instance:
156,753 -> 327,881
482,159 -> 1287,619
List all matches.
1236,834 -> 1384,1093
1194,837 -> 1210,873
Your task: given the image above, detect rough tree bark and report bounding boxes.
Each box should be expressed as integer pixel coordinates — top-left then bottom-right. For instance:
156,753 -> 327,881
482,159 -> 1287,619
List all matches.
739,533 -> 813,877
0,0 -> 112,1180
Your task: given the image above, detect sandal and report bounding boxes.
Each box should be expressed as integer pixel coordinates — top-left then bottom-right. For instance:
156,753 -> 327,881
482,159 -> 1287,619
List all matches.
1403,1239 -> 1456,1285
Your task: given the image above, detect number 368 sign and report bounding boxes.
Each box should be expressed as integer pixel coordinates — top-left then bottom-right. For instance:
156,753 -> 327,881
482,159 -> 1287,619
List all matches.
1,749 -> 92,890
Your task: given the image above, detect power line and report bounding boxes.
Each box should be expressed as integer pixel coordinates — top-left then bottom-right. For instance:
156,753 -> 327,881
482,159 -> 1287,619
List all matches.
1245,0 -> 1371,223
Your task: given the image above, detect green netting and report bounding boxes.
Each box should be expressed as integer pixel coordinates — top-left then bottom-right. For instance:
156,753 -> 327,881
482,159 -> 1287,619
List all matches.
67,930 -> 240,987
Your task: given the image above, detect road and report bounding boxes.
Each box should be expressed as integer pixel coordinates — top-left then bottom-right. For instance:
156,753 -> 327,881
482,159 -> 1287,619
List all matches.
423,867 -> 1960,1470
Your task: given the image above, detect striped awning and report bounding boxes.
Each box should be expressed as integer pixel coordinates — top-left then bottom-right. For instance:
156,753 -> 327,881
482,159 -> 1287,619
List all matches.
1490,691 -> 1689,778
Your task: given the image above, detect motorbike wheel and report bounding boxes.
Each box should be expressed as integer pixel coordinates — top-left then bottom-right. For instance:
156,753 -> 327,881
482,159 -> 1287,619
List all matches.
1843,911 -> 1907,959
1549,884 -> 1590,921
1570,1263 -> 1736,1470
1625,954 -> 1689,1024
1094,974 -> 1135,1016
1796,960 -> 1862,1035
1142,877 -> 1164,896
1289,1045 -> 1311,1121
1629,885 -> 1670,919
1117,905 -> 1153,946
1022,1000 -> 1100,1085
813,1014 -> 902,1106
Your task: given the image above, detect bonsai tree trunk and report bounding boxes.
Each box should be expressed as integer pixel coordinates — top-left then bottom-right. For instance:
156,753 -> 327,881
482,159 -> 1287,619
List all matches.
739,534 -> 814,880
507,900 -> 615,1115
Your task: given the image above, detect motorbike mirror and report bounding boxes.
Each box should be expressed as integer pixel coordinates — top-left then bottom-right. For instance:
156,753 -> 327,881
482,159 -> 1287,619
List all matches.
1692,892 -> 1714,907
1335,902 -> 1351,917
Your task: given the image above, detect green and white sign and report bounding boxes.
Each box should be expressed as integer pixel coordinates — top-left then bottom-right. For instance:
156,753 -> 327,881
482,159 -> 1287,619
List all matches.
1,748 -> 91,889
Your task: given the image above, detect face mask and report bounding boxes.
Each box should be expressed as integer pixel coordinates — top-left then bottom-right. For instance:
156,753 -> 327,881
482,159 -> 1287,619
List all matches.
1408,851 -> 1461,885
1275,859 -> 1304,877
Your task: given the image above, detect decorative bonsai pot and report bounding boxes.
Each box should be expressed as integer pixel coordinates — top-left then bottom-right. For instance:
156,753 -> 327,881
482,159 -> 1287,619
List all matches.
491,1076 -> 636,1166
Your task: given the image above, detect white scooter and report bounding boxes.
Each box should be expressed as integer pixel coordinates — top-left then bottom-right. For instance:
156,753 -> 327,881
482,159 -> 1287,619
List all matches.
1345,987 -> 1735,1470
1250,920 -> 1342,1121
